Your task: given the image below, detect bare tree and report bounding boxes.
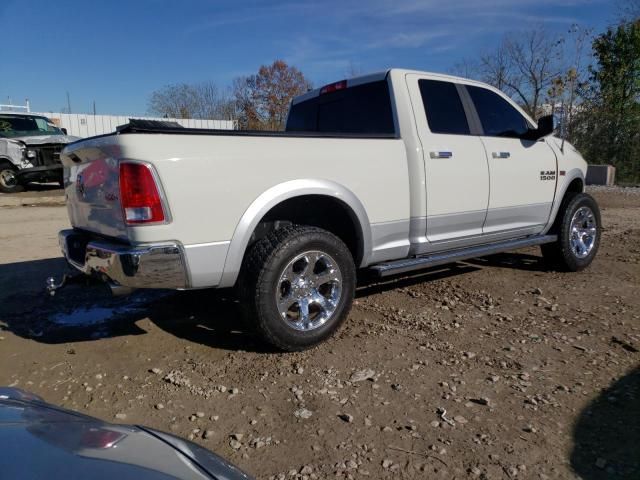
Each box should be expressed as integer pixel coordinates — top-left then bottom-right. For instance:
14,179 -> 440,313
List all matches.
345,61 -> 363,78
472,27 -> 565,118
502,28 -> 563,117
547,25 -> 592,140
231,76 -> 261,130
448,58 -> 480,80
233,60 -> 312,130
148,81 -> 234,119
478,42 -> 512,91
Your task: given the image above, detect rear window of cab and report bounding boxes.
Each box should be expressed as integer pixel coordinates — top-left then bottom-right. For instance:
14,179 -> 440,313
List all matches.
286,80 -> 396,135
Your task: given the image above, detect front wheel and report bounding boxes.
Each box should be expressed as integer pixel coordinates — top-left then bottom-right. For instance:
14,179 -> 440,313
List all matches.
238,225 -> 356,351
541,192 -> 601,271
0,165 -> 24,193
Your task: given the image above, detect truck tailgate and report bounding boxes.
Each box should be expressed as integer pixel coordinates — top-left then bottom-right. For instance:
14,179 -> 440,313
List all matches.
61,138 -> 128,240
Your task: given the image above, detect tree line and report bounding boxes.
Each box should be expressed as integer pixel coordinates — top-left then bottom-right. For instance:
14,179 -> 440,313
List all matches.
148,4 -> 639,183
148,60 -> 310,131
452,3 -> 639,184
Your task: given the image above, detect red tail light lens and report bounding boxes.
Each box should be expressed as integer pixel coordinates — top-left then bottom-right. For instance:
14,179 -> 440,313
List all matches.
320,80 -> 347,95
119,162 -> 165,224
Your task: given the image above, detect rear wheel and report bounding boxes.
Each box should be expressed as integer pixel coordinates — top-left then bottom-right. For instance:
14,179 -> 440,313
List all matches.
541,192 -> 600,271
0,164 -> 24,193
238,225 -> 356,351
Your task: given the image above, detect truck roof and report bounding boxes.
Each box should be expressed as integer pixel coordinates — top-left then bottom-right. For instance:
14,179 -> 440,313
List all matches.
292,68 -> 537,128
292,68 -> 496,106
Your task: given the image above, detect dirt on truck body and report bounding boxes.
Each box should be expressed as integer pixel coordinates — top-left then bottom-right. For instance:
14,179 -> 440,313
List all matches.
0,187 -> 639,479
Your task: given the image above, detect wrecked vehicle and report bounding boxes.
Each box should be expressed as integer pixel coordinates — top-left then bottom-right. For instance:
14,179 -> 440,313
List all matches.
0,112 -> 79,193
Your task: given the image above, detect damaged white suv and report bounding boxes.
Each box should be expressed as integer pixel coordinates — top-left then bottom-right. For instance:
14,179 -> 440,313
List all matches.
0,112 -> 79,193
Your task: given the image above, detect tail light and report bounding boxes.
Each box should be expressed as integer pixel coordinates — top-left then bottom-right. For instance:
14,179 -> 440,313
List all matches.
320,80 -> 347,95
119,162 -> 166,224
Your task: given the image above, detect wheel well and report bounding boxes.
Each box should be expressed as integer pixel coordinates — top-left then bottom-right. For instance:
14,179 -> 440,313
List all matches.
548,177 -> 585,233
0,158 -> 16,169
249,195 -> 363,265
566,177 -> 584,194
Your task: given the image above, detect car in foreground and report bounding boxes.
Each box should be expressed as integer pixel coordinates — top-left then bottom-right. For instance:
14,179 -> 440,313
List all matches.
56,69 -> 600,351
0,387 -> 252,480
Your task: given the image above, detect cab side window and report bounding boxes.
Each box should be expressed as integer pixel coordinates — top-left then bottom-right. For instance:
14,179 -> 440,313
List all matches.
467,85 -> 530,138
419,79 -> 470,135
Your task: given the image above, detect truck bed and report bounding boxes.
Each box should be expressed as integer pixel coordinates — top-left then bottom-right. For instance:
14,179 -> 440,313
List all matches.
102,119 -> 398,139
61,123 -> 411,287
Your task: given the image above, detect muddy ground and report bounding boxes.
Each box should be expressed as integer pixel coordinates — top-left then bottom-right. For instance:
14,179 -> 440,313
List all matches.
1,188 -> 638,479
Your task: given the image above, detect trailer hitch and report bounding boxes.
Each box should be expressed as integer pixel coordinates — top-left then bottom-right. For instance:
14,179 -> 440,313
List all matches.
46,274 -> 74,297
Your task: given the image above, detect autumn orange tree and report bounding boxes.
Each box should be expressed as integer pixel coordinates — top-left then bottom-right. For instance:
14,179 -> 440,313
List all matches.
233,60 -> 312,130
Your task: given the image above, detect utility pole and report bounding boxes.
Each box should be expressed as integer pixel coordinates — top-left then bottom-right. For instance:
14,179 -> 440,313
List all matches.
66,91 -> 72,114
92,100 -> 96,116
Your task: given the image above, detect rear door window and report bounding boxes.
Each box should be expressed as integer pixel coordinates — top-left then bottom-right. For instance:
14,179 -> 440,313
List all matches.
418,79 -> 470,135
467,85 -> 530,138
286,80 -> 395,135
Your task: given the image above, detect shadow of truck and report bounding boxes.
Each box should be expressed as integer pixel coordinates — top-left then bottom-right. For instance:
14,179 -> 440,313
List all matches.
571,367 -> 640,479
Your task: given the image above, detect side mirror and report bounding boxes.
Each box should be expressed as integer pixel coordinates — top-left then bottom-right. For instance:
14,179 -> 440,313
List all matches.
535,115 -> 555,139
61,128 -> 68,135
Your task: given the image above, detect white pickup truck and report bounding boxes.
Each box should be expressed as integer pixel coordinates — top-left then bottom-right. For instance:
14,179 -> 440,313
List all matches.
57,69 -> 600,351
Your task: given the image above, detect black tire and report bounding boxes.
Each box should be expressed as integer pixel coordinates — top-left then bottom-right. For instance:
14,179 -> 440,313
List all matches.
0,164 -> 24,194
238,225 -> 356,351
541,192 -> 601,271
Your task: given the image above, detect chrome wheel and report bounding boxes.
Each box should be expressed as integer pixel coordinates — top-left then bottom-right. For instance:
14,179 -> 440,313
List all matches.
275,250 -> 343,331
0,169 -> 18,188
570,206 -> 597,259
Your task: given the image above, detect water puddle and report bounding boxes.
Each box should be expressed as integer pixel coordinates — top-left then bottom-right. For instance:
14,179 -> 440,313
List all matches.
48,291 -> 167,327
50,307 -> 123,326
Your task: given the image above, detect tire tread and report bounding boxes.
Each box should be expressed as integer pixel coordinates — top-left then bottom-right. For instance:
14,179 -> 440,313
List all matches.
541,192 -> 600,271
238,224 -> 354,351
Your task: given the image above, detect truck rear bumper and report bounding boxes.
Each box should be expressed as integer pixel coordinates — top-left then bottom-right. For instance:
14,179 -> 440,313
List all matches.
58,229 -> 189,289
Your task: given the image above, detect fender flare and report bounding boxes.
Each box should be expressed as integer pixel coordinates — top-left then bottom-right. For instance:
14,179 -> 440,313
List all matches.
217,179 -> 372,288
0,157 -> 18,168
542,168 -> 585,234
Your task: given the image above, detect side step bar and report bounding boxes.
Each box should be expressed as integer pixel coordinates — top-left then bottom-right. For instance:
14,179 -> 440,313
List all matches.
370,234 -> 557,277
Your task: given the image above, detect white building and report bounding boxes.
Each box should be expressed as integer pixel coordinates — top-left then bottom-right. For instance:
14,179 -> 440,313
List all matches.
37,112 -> 236,138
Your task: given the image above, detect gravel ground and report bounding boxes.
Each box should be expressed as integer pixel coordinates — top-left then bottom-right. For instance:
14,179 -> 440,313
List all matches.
586,185 -> 640,196
0,189 -> 638,479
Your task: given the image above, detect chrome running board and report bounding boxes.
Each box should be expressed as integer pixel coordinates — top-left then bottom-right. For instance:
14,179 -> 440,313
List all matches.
370,234 -> 557,277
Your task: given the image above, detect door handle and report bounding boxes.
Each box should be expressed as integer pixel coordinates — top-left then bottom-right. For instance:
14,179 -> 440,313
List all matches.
492,151 -> 511,159
429,151 -> 453,159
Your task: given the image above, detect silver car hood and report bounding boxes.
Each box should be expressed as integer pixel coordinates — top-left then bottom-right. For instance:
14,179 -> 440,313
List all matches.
9,134 -> 81,145
0,387 -> 252,480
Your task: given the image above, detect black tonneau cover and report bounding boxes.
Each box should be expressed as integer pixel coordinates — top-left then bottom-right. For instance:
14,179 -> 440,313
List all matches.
116,119 -> 184,132
114,119 -> 397,139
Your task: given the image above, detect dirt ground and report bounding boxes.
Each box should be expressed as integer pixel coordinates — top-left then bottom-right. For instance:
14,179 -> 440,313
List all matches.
1,188 -> 638,480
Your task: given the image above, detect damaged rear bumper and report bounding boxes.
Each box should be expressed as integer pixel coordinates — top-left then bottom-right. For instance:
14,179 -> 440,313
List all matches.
58,229 -> 189,290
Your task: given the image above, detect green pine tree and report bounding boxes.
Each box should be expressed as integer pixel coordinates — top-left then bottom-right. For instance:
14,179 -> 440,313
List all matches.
575,19 -> 640,184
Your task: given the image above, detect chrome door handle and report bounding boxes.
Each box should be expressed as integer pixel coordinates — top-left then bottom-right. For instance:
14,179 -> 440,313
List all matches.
492,151 -> 511,159
429,151 -> 453,159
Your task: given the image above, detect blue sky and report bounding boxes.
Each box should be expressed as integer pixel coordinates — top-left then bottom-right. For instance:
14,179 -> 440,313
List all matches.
0,0 -> 619,116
